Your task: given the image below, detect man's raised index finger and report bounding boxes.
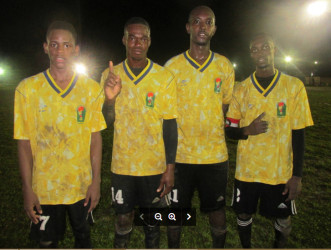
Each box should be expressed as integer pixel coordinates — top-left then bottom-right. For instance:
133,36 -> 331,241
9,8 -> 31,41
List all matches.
109,61 -> 114,73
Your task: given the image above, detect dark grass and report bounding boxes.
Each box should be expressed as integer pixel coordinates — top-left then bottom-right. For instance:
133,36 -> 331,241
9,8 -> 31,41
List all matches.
0,84 -> 330,248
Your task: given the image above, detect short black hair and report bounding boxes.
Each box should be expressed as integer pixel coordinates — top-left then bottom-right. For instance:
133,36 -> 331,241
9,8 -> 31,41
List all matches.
124,17 -> 150,34
46,20 -> 78,43
249,32 -> 274,48
188,5 -> 215,23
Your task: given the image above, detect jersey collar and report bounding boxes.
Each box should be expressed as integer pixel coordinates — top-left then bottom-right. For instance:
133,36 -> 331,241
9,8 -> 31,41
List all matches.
123,59 -> 153,85
251,69 -> 281,97
43,69 -> 78,98
183,50 -> 214,72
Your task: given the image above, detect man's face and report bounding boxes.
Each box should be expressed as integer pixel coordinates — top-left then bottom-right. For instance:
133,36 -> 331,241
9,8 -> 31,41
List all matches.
122,24 -> 151,62
250,35 -> 276,69
43,29 -> 79,70
186,8 -> 216,46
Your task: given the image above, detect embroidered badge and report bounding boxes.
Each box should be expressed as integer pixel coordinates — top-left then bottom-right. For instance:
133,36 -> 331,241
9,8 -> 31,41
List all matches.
146,92 -> 155,108
277,102 -> 286,117
214,78 -> 222,93
77,106 -> 86,123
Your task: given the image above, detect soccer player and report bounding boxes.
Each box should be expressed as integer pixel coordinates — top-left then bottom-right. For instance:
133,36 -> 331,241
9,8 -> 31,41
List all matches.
165,6 -> 234,248
101,17 -> 178,248
225,33 -> 314,248
14,21 -> 106,248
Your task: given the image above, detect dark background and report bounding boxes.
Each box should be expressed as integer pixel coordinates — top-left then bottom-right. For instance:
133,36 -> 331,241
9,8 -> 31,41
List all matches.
1,0 -> 330,83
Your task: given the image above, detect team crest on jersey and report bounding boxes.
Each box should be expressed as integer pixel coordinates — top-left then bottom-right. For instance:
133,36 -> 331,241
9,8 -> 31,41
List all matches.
214,78 -> 222,93
146,92 -> 155,108
77,106 -> 86,123
277,102 -> 286,117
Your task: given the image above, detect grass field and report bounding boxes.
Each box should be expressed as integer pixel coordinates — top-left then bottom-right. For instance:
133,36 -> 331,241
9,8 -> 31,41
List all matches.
0,84 -> 330,248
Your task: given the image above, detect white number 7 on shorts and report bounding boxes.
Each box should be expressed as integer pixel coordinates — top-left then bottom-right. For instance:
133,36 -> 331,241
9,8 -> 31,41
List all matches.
39,215 -> 50,231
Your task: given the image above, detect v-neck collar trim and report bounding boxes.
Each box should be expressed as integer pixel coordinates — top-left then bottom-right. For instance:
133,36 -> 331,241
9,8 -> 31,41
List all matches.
183,50 -> 214,72
123,59 -> 153,85
251,70 -> 281,97
43,69 -> 78,98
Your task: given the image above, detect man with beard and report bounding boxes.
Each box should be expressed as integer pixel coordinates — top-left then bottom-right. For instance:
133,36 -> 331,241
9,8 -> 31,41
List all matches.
165,6 -> 234,248
225,33 -> 314,248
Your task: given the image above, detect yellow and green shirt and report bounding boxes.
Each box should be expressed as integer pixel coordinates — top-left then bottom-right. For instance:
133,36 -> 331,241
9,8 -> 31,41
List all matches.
165,50 -> 234,164
227,70 -> 314,184
14,70 -> 106,204
100,59 -> 177,176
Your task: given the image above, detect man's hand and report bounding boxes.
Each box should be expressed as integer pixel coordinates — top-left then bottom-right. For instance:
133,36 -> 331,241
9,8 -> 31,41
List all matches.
283,176 -> 302,201
84,182 -> 101,213
23,187 -> 42,224
157,164 -> 175,198
243,112 -> 268,136
104,61 -> 122,104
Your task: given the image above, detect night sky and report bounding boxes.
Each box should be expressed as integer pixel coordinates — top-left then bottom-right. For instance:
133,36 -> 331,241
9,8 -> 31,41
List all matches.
1,0 -> 330,83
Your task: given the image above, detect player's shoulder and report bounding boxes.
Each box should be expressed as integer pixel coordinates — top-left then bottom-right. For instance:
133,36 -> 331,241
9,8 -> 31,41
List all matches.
151,60 -> 174,78
279,71 -> 306,94
280,71 -> 304,85
233,75 -> 252,92
78,74 -> 100,87
212,52 -> 233,66
164,52 -> 185,67
16,71 -> 45,91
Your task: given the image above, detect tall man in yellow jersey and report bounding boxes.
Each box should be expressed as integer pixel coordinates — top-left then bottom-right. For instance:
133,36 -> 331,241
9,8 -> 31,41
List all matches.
101,17 -> 178,248
226,33 -> 314,248
165,6 -> 234,248
14,21 -> 106,248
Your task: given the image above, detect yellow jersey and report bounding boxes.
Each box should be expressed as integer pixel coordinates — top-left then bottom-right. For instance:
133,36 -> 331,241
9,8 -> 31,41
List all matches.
100,59 -> 177,176
165,50 -> 234,164
227,70 -> 314,184
14,70 -> 106,204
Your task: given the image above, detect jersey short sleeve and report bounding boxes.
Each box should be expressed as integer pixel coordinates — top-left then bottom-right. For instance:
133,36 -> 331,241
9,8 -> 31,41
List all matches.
290,81 -> 314,129
14,80 -> 30,139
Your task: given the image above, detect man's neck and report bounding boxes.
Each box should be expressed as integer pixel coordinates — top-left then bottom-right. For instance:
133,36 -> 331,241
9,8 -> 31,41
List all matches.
49,66 -> 74,90
189,43 -> 210,65
126,57 -> 148,69
255,66 -> 275,78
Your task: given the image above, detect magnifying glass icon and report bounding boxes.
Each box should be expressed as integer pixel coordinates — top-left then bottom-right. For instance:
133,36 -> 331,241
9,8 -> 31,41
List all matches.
154,213 -> 162,221
168,213 -> 176,221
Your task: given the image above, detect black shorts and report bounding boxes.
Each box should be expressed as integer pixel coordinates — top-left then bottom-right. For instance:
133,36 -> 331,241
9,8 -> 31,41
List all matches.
231,179 -> 297,218
170,161 -> 228,213
111,172 -> 170,214
30,199 -> 92,242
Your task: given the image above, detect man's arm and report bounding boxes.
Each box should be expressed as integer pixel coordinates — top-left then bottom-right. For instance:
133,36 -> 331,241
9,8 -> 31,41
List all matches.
102,100 -> 116,127
225,112 -> 268,140
102,61 -> 122,127
222,104 -> 229,117
157,119 -> 178,197
283,129 -> 305,201
84,131 -> 102,212
18,139 -> 42,224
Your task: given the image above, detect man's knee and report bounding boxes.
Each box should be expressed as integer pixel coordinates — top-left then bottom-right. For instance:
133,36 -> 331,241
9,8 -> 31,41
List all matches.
275,217 -> 292,237
209,208 -> 226,228
115,211 -> 134,235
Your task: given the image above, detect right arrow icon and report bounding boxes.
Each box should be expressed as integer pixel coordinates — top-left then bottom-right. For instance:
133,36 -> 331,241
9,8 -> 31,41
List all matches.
187,213 -> 191,220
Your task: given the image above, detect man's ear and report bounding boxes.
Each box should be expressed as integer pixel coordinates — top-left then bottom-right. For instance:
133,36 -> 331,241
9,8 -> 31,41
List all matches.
43,42 -> 48,54
212,25 -> 217,37
186,23 -> 190,34
122,36 -> 126,46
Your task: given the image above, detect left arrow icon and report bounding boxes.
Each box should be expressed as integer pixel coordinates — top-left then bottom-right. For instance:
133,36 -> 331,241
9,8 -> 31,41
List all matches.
140,214 -> 144,220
